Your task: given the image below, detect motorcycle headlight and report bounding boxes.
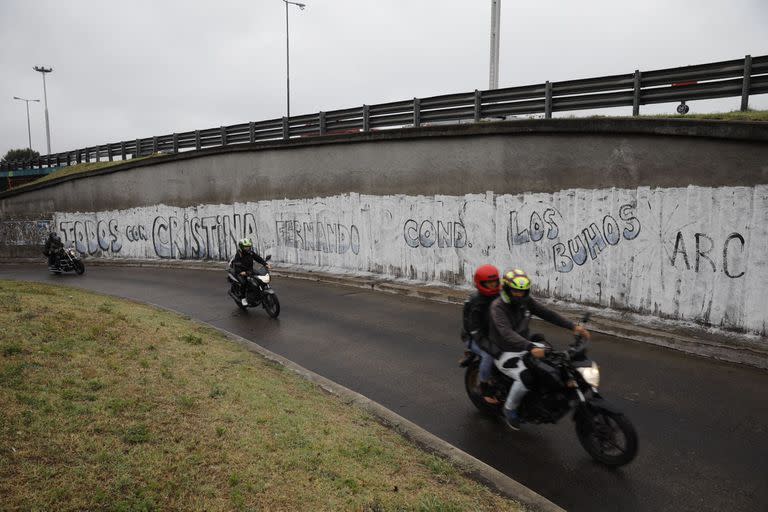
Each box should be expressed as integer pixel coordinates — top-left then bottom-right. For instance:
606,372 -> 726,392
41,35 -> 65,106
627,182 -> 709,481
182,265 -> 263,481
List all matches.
256,274 -> 270,284
577,362 -> 600,388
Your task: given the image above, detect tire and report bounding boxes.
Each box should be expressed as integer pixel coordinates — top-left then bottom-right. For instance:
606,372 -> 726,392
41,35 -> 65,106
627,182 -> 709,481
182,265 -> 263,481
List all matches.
75,261 -> 85,275
576,409 -> 638,467
464,363 -> 499,416
263,293 -> 280,318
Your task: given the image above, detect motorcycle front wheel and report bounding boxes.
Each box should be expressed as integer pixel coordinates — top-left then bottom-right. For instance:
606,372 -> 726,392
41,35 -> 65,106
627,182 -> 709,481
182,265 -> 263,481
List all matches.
263,293 -> 280,318
576,410 -> 638,467
75,261 -> 85,275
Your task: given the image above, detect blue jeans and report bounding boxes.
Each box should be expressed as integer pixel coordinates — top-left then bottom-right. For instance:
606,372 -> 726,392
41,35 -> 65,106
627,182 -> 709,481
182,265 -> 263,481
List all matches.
468,338 -> 494,382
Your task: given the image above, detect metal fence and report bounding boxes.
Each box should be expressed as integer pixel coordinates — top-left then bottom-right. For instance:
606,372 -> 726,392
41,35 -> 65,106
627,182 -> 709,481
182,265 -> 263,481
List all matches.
2,54 -> 767,173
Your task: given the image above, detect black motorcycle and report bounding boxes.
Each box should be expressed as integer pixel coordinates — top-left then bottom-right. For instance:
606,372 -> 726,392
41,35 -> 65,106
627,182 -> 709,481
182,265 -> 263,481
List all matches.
49,245 -> 86,275
226,255 -> 280,318
464,314 -> 638,467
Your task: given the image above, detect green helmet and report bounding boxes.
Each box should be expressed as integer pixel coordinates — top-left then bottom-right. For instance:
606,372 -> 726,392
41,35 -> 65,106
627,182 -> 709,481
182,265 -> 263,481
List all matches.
501,268 -> 531,304
238,238 -> 253,251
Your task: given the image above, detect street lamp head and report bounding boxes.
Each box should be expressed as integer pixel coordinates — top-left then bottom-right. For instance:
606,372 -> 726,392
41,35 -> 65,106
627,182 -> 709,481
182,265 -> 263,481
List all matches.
283,1 -> 306,9
33,66 -> 53,73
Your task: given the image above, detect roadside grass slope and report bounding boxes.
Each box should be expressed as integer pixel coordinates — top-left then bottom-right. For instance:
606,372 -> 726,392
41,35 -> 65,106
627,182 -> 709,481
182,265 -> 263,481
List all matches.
0,281 -> 523,512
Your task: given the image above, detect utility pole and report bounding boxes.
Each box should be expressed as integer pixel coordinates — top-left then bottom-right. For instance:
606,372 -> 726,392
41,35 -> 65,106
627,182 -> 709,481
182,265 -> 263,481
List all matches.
33,66 -> 53,154
13,96 -> 40,150
283,1 -> 306,119
489,0 -> 501,90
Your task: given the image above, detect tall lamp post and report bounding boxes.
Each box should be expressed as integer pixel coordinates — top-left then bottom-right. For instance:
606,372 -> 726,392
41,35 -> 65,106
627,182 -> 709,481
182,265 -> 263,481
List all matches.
33,66 -> 53,154
489,0 -> 501,90
12,96 -> 40,150
283,0 -> 306,119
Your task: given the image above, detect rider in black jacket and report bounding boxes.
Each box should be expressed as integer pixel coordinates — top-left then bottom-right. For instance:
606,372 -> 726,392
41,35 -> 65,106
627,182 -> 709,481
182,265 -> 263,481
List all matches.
43,232 -> 64,269
489,268 -> 590,430
231,238 -> 270,306
460,264 -> 501,403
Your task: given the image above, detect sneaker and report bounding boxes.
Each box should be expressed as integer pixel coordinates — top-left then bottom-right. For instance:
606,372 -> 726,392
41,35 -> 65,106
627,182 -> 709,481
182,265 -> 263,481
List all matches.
241,298 -> 248,306
503,408 -> 521,431
458,351 -> 473,367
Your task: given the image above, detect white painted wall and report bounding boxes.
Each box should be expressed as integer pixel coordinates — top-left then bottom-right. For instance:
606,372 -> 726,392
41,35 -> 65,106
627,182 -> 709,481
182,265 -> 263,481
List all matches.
53,185 -> 767,334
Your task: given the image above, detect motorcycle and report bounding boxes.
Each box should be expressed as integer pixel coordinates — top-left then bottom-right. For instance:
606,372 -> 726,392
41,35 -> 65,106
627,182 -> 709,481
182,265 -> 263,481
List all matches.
49,245 -> 86,275
226,255 -> 280,318
464,314 -> 638,467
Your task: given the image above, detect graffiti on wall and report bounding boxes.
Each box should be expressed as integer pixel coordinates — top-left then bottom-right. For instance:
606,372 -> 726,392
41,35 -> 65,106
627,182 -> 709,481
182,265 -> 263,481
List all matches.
46,185 -> 766,334
0,219 -> 51,246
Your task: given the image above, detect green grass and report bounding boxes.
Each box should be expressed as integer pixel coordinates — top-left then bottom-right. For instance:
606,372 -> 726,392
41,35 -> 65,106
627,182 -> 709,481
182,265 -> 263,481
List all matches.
15,154 -> 160,190
0,281 -> 524,512
587,108 -> 768,122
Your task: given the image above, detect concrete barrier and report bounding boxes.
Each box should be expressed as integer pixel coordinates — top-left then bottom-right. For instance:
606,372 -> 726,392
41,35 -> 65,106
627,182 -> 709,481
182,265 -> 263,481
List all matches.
2,119 -> 767,335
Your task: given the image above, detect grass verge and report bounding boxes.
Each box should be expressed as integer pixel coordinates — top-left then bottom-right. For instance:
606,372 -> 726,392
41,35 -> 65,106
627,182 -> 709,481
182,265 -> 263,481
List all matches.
16,155 -> 159,190
0,280 -> 524,512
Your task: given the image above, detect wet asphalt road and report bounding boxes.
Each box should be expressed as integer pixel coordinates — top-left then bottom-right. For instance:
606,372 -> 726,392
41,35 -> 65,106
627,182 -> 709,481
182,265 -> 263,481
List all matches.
2,264 -> 767,512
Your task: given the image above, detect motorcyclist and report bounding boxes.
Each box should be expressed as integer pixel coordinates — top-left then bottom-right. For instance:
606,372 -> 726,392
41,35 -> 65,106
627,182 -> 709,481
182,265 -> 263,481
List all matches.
460,264 -> 501,404
489,268 -> 590,430
43,232 -> 64,270
230,238 -> 271,307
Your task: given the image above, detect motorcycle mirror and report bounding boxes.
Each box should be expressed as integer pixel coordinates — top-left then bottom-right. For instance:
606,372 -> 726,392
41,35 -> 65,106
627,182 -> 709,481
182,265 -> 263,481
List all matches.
265,254 -> 272,261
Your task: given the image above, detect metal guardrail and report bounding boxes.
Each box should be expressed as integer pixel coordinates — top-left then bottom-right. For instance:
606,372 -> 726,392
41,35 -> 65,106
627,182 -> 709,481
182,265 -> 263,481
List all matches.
2,54 -> 766,173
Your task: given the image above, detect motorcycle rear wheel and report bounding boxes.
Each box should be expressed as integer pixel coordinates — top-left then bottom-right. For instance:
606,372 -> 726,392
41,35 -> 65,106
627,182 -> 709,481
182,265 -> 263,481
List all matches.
576,410 -> 638,467
464,364 -> 500,416
263,294 -> 280,318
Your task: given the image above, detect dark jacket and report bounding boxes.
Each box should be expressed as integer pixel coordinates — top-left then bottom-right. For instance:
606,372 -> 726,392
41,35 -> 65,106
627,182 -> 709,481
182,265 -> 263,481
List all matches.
231,248 -> 267,274
488,296 -> 575,354
461,292 -> 497,353
43,235 -> 63,256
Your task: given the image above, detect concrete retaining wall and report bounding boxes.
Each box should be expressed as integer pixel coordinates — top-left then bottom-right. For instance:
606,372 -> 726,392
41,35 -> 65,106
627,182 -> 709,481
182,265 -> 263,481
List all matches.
2,119 -> 767,334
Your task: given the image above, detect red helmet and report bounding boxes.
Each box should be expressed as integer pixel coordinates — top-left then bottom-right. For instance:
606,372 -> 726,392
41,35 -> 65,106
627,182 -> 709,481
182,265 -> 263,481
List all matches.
473,264 -> 500,297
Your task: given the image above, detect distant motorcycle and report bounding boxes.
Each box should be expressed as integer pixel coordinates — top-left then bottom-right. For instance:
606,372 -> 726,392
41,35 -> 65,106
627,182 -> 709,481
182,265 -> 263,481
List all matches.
464,314 -> 638,467
49,245 -> 85,275
226,255 -> 280,318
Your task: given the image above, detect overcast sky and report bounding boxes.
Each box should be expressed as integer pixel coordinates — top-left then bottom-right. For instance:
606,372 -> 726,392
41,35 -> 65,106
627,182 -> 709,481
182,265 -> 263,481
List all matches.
1,0 -> 766,155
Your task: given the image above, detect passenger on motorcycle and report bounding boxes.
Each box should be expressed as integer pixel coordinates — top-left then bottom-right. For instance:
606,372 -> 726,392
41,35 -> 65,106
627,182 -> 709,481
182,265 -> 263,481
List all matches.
231,238 -> 271,307
460,264 -> 501,404
489,268 -> 590,430
43,232 -> 64,270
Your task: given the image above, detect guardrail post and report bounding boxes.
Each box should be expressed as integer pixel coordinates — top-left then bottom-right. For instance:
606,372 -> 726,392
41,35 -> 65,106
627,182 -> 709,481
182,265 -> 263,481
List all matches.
632,70 -> 642,116
152,136 -> 158,154
544,81 -> 553,119
96,146 -> 101,162
135,139 -> 141,158
195,130 -> 201,151
249,122 -> 256,143
76,149 -> 81,164
172,133 -> 179,153
120,142 -> 126,160
107,145 -> 113,161
220,126 -> 227,146
363,105 -> 370,132
282,117 -> 289,140
474,90 -> 482,122
413,98 -> 421,127
741,55 -> 752,112
319,112 -> 326,135
55,155 -> 61,167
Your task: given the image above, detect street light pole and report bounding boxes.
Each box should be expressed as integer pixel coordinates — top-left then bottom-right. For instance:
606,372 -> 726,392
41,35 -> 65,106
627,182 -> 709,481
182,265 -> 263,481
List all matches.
13,96 -> 40,150
489,0 -> 501,90
33,66 -> 53,154
283,0 -> 306,119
